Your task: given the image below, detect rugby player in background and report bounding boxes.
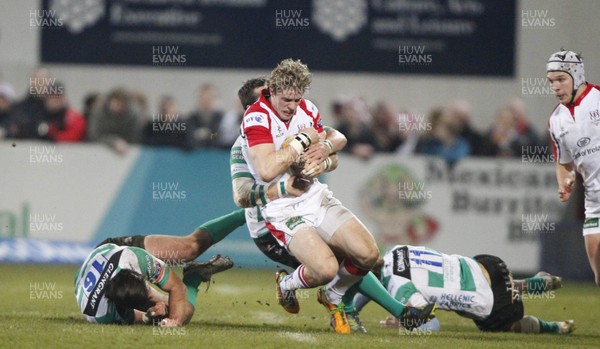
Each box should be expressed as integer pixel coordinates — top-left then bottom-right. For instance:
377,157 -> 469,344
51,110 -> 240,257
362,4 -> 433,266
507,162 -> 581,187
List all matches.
547,49 -> 600,286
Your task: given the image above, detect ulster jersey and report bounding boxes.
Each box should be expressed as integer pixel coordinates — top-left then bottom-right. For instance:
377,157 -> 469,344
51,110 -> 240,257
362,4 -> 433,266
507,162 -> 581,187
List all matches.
74,244 -> 170,324
240,91 -> 324,186
240,92 -> 327,214
549,84 -> 600,215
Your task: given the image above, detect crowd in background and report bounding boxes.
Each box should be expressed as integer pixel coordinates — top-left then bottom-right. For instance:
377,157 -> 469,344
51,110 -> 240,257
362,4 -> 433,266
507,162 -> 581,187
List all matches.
0,67 -> 549,164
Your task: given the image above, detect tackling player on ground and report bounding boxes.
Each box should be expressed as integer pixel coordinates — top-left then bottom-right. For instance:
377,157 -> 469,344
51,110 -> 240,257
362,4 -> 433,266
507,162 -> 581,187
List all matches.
75,243 -> 233,327
347,245 -> 574,334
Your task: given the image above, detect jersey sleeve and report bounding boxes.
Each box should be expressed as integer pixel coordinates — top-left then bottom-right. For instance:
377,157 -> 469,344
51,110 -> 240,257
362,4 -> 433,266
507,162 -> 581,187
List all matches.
242,110 -> 273,147
548,113 -> 573,164
130,247 -> 171,288
230,140 -> 253,180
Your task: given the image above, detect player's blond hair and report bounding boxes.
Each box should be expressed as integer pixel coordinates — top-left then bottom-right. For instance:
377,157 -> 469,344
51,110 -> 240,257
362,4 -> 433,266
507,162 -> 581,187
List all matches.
268,58 -> 312,95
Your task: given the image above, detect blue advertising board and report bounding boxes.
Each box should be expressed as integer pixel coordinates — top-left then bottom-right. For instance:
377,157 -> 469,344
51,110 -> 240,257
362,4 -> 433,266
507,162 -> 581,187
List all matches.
40,0 -> 515,76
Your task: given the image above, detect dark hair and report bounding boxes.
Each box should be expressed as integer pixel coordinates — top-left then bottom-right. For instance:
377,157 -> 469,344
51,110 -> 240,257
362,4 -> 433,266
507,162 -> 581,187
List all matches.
105,269 -> 150,311
238,77 -> 267,109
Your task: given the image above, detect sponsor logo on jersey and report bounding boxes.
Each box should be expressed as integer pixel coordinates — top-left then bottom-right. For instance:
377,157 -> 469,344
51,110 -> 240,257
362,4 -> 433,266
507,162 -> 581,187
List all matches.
590,109 -> 600,124
439,293 -> 475,309
152,262 -> 164,282
577,137 -> 591,147
394,249 -> 406,273
392,246 -> 412,279
244,112 -> 269,128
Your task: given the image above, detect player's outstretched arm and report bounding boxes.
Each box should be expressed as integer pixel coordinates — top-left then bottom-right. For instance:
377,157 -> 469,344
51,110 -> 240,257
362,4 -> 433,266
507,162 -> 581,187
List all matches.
556,161 -> 575,202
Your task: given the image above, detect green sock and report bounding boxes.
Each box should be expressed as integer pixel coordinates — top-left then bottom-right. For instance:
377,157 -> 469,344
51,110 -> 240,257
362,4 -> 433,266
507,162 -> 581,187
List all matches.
198,209 -> 246,244
182,273 -> 202,308
356,272 -> 406,317
525,277 -> 547,294
342,284 -> 360,313
538,319 -> 560,333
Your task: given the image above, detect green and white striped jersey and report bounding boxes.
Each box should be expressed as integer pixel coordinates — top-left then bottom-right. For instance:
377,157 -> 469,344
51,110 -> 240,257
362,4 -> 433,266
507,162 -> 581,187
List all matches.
381,245 -> 494,319
230,136 -> 268,239
74,244 -> 170,324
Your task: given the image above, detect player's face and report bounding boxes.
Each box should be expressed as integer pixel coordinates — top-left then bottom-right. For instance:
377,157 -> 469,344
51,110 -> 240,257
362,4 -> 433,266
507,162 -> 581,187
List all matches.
547,71 -> 574,105
270,88 -> 302,122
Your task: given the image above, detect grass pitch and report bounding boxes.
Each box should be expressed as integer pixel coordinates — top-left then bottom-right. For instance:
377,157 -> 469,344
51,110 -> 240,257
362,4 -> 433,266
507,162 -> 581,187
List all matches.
1,264 -> 599,349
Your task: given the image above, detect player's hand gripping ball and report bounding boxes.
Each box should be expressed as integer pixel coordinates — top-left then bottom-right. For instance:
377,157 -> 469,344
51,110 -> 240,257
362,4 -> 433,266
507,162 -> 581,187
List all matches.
282,136 -> 313,190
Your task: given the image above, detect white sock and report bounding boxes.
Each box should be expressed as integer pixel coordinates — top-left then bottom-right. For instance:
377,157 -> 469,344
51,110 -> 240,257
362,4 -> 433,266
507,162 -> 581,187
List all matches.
279,265 -> 310,293
325,259 -> 365,305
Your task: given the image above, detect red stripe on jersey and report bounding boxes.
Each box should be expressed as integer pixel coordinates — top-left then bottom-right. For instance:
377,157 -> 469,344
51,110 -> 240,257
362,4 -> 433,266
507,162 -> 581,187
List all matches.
265,221 -> 287,246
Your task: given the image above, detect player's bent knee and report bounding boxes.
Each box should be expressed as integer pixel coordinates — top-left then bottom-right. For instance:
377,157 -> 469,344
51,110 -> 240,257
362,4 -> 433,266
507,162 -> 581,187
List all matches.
353,246 -> 379,270
311,260 -> 339,284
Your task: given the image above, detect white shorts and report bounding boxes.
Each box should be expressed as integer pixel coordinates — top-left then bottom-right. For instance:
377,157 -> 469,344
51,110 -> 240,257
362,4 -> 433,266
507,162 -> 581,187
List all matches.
245,207 -> 269,239
264,186 -> 355,248
583,217 -> 600,236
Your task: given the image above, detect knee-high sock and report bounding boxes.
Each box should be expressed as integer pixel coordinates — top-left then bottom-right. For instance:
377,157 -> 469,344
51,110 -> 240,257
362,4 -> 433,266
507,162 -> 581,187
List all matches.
182,273 -> 202,308
356,272 -> 406,317
325,259 -> 367,305
198,209 -> 246,245
279,264 -> 311,292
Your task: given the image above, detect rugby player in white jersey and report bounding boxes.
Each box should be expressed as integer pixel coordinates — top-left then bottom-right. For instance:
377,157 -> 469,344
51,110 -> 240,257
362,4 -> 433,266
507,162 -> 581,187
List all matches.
547,49 -> 600,286
347,245 -> 574,334
232,78 -> 435,332
239,59 -> 434,334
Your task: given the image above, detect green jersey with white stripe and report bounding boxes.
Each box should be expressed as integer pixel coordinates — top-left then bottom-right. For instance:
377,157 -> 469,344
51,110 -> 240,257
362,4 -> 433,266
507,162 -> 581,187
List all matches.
381,245 -> 494,319
74,244 -> 170,324
230,136 -> 268,238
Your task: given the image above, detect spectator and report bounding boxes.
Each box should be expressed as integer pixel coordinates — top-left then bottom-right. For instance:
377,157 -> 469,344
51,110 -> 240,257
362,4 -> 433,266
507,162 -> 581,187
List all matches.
395,109 -> 422,156
417,108 -> 470,167
0,82 -> 17,139
142,95 -> 193,149
370,100 -> 403,152
41,81 -> 86,142
188,83 -> 223,147
447,100 -> 495,157
82,92 -> 104,123
488,107 -> 518,157
88,88 -> 144,154
216,97 -> 244,148
6,67 -> 51,139
335,96 -> 378,160
507,97 -> 543,151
